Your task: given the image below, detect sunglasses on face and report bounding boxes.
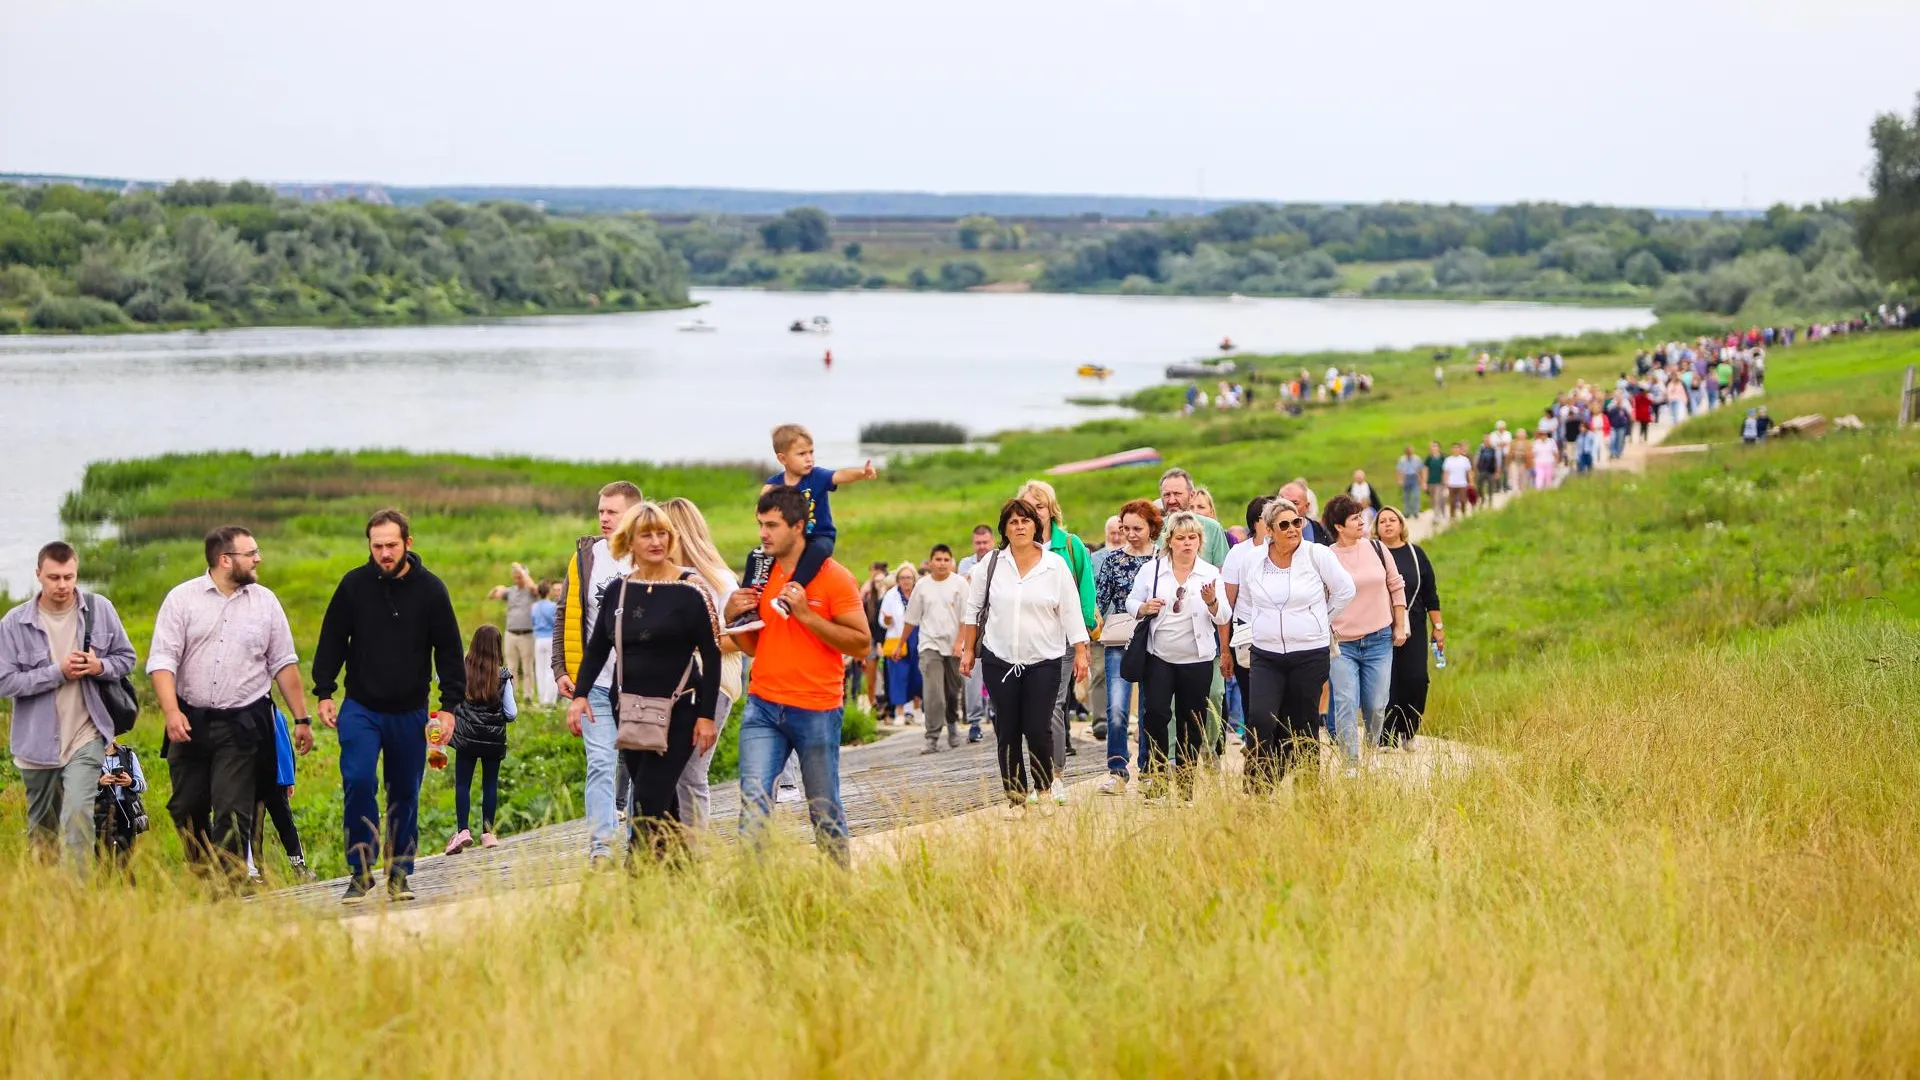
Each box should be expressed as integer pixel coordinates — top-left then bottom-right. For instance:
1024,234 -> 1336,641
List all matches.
1272,518 -> 1303,531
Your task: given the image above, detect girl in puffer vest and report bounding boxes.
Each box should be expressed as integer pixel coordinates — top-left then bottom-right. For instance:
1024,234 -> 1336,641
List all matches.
446,624 -> 515,854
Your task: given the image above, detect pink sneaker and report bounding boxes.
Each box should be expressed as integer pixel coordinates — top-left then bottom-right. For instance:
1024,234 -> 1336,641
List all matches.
444,829 -> 473,856
480,832 -> 499,849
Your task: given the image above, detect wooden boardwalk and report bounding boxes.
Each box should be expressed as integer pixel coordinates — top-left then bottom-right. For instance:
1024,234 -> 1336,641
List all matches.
271,722 -> 1111,917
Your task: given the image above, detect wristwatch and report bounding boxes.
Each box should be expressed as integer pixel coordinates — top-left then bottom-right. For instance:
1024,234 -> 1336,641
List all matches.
293,716 -> 312,726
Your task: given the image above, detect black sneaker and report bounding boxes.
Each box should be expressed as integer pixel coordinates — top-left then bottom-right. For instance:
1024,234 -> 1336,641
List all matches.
341,877 -> 372,905
387,872 -> 416,902
725,611 -> 765,635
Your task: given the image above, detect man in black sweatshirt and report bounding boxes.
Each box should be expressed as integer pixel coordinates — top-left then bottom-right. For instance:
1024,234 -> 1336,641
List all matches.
312,509 -> 465,904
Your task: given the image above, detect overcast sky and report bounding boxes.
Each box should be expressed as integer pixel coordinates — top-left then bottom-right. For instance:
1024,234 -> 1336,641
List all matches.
4,0 -> 1916,208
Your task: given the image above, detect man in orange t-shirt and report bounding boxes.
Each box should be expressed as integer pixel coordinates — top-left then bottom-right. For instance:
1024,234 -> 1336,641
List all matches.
725,487 -> 871,864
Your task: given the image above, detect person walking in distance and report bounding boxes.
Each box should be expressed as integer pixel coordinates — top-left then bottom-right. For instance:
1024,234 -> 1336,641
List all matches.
858,561 -> 892,717
904,544 -> 969,753
1222,499 -> 1352,790
661,497 -> 745,831
1395,446 -> 1423,517
958,499 -> 1091,815
954,525 -> 996,742
148,527 -> 312,883
1085,515 -> 1124,740
550,481 -> 642,866
723,487 -> 872,866
1,542 -> 138,872
489,561 -> 540,705
569,503 -> 722,863
445,624 -> 516,855
312,510 -> 465,904
1441,442 -> 1473,519
1423,441 -> 1446,519
878,564 -> 923,724
530,581 -> 558,705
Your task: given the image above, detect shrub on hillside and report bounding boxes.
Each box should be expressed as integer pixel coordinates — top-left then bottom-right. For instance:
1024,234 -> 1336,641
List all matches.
29,294 -> 128,330
859,420 -> 968,444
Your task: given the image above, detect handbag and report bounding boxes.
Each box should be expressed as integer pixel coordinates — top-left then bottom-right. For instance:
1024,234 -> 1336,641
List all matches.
1097,611 -> 1137,646
81,594 -> 139,735
611,579 -> 697,755
1119,558 -> 1159,683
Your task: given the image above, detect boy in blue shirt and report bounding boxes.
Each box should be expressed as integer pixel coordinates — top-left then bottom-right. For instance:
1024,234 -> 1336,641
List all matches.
728,422 -> 878,632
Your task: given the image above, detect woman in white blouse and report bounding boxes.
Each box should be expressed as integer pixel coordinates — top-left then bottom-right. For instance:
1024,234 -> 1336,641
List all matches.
1221,498 -> 1355,788
959,498 -> 1091,813
1125,511 -> 1230,800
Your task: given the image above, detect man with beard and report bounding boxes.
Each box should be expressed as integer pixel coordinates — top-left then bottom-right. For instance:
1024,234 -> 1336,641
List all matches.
149,526 -> 312,883
312,510 -> 465,903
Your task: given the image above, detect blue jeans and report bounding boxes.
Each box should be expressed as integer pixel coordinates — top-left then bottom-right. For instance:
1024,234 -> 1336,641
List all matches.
337,699 -> 428,880
1328,626 -> 1393,760
1103,644 -> 1138,777
737,695 -> 850,866
583,685 -> 621,858
1401,478 -> 1421,516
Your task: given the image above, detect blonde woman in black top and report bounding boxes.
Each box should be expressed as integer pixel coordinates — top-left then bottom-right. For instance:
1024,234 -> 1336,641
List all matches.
570,502 -> 722,861
1373,507 -> 1443,750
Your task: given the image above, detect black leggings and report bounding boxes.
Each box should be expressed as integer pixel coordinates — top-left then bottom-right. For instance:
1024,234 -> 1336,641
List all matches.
621,702 -> 698,861
1141,653 -> 1212,796
793,534 -> 835,588
981,648 -> 1061,800
1245,646 -> 1330,790
455,750 -> 502,833
1384,635 -> 1430,745
254,785 -> 302,859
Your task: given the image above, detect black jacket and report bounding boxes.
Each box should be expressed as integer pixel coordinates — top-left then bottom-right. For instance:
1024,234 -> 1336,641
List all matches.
311,552 -> 465,714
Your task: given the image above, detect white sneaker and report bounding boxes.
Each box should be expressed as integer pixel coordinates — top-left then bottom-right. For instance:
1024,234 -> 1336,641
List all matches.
1050,780 -> 1068,806
1097,774 -> 1127,797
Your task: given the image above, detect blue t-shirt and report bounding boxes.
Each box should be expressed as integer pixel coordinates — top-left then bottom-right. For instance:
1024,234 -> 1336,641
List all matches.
530,598 -> 557,636
769,466 -> 838,539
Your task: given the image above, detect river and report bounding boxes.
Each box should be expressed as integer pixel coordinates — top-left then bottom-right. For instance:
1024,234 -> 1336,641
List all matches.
0,288 -> 1652,591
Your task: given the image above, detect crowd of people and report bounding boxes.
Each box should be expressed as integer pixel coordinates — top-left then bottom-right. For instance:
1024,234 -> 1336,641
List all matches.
24,310 -> 1864,893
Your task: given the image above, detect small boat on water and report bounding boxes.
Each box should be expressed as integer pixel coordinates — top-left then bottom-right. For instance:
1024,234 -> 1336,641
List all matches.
790,316 -> 832,333
1076,364 -> 1113,378
1166,359 -> 1236,379
677,318 -> 717,333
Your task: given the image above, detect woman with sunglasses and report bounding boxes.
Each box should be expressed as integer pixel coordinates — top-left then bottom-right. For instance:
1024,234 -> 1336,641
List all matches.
1124,511 -> 1231,801
1221,498 -> 1353,789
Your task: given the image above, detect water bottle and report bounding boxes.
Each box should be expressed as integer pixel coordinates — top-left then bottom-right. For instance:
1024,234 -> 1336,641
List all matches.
426,718 -> 448,770
1430,641 -> 1448,670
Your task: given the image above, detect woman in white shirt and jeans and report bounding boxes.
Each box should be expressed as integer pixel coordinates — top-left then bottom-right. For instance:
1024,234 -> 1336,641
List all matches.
959,499 -> 1091,812
1222,498 -> 1354,789
1125,511 -> 1231,800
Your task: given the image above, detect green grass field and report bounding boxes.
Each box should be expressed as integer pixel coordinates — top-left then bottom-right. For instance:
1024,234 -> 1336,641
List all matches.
1,325 -> 1917,1073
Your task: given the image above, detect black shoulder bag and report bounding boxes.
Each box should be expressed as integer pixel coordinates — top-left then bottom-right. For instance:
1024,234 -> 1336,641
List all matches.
971,550 -> 1002,659
1119,557 -> 1160,683
81,594 -> 140,735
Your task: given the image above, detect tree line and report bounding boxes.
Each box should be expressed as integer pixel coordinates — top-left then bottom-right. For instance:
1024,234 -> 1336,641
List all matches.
0,180 -> 688,331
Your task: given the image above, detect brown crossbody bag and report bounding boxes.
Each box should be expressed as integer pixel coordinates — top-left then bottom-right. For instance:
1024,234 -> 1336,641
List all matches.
611,576 -> 708,754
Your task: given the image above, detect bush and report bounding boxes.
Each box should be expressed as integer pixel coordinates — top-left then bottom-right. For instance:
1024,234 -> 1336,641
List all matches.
28,294 -> 128,330
797,262 -> 865,289
858,420 -> 968,444
938,260 -> 987,290
862,275 -> 888,289
0,311 -> 19,333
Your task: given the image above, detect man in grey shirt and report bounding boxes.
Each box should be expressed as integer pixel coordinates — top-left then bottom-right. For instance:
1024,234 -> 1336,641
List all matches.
0,541 -> 138,871
953,524 -> 995,741
490,562 -> 539,705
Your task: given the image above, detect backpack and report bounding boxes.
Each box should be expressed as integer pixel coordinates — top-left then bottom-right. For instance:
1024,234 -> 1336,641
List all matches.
80,595 -> 140,735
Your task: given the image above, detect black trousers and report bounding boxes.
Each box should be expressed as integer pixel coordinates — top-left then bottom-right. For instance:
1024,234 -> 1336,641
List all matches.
1245,647 -> 1330,790
455,750 -> 502,833
166,696 -> 270,873
621,701 -> 697,861
253,721 -> 302,861
1141,653 -> 1212,797
981,648 -> 1061,800
1384,625 -> 1430,745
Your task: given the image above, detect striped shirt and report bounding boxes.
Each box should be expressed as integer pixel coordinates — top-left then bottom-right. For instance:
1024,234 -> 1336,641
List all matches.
147,575 -> 299,709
